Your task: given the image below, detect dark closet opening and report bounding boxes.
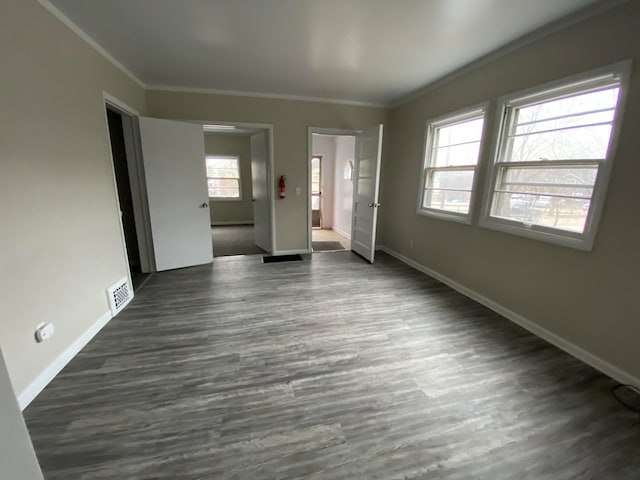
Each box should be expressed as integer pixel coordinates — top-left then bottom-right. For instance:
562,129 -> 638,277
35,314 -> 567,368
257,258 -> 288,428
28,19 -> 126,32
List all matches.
106,107 -> 144,288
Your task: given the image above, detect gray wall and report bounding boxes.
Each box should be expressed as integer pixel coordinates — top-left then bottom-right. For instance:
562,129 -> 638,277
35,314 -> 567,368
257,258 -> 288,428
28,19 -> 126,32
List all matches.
204,133 -> 254,225
146,92 -> 388,252
378,1 -> 640,381
0,348 -> 44,479
1,0 -> 146,400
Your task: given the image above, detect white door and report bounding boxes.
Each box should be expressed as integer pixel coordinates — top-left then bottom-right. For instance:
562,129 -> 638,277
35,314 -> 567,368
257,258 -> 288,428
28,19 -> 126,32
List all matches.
138,117 -> 213,271
351,124 -> 383,263
250,131 -> 272,252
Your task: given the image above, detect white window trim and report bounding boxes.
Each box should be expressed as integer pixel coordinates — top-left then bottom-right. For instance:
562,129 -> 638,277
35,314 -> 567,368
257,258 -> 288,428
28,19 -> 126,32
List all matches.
479,60 -> 632,251
416,102 -> 489,224
206,155 -> 242,201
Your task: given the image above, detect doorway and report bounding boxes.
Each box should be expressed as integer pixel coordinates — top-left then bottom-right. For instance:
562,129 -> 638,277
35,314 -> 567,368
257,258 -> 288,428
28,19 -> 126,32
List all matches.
104,100 -> 154,290
309,132 -> 356,253
202,123 -> 275,257
311,155 -> 322,228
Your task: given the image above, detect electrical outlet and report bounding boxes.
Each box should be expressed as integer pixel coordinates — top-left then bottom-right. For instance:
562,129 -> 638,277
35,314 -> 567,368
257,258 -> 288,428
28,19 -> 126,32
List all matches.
35,323 -> 55,343
295,187 -> 301,195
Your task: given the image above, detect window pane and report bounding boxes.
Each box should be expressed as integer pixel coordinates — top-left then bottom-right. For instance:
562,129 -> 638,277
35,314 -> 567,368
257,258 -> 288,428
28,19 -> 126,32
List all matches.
516,87 -> 619,124
514,110 -> 615,135
206,157 -> 240,178
209,188 -> 240,198
500,166 -> 597,196
491,192 -> 589,233
428,169 -> 475,191
209,178 -> 238,188
311,196 -> 320,210
357,178 -> 373,197
359,158 -> 374,177
507,124 -> 613,162
486,74 -> 624,243
208,167 -> 239,178
436,117 -> 484,147
312,157 -> 321,194
423,189 -> 471,214
432,142 -> 481,167
419,109 -> 485,219
208,178 -> 239,198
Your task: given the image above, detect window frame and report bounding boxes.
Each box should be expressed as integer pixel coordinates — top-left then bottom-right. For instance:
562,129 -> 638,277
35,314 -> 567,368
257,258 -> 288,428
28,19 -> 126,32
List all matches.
416,102 -> 489,224
206,155 -> 242,201
479,61 -> 631,251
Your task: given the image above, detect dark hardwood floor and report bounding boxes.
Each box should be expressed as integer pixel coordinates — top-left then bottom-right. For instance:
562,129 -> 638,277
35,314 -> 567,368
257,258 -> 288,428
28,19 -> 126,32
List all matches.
212,225 -> 266,257
24,252 -> 639,479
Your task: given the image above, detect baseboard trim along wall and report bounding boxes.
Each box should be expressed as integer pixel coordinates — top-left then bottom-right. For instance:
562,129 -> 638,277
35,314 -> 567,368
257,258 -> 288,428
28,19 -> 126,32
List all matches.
274,249 -> 311,256
333,226 -> 352,240
211,220 -> 254,226
378,245 -> 640,390
211,220 -> 253,227
18,310 -> 114,410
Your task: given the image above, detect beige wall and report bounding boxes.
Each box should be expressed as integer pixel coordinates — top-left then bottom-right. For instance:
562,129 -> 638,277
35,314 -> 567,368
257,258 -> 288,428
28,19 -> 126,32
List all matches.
379,1 -> 640,380
146,92 -> 388,252
204,133 -> 254,225
0,0 -> 146,398
0,348 -> 43,479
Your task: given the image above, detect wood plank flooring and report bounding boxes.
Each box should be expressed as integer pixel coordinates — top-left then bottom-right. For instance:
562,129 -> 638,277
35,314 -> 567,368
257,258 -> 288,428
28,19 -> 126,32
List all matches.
24,252 -> 640,479
212,225 -> 266,257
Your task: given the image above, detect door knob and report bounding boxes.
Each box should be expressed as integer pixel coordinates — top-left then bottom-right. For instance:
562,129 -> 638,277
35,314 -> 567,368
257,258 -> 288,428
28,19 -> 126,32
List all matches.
200,203 -> 209,208
368,203 -> 381,208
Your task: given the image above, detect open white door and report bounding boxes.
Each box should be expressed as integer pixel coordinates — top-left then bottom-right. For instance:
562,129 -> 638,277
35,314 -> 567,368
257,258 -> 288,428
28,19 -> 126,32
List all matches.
138,117 -> 213,271
351,124 -> 383,263
250,131 -> 272,253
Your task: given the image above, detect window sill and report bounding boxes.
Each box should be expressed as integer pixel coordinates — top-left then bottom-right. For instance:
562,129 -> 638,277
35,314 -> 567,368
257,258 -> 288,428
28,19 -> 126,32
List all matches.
478,216 -> 594,251
416,208 -> 472,225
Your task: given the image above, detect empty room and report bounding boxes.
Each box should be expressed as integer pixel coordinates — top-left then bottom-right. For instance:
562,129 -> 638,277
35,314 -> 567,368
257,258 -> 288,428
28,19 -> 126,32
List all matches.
2,0 -> 640,479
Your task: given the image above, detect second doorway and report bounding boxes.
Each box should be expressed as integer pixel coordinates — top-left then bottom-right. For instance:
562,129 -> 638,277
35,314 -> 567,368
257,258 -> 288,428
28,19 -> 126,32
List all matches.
310,133 -> 355,253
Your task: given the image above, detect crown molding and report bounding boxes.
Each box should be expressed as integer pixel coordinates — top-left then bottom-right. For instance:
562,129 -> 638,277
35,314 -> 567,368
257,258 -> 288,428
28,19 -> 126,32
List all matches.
391,0 -> 632,108
145,85 -> 387,108
37,0 -> 385,108
37,0 -> 629,111
37,0 -> 146,89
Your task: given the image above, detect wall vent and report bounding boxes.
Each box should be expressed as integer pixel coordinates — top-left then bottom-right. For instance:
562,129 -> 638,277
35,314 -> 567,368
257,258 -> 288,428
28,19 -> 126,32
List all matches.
106,277 -> 133,316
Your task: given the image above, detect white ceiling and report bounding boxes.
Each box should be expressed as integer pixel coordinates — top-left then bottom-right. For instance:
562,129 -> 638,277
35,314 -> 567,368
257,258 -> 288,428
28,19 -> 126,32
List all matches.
48,0 -> 608,106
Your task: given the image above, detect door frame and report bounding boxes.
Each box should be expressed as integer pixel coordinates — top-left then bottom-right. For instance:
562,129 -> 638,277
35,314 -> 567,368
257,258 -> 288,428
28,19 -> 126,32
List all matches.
307,127 -> 360,253
186,120 -> 276,255
102,92 -> 156,277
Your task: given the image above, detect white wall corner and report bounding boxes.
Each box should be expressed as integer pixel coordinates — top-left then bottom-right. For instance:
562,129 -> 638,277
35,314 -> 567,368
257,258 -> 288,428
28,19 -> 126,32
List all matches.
333,226 -> 352,240
377,245 -> 640,390
18,311 -> 114,410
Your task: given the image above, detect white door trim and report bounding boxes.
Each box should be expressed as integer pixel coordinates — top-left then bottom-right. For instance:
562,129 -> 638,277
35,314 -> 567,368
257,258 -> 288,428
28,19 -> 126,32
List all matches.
307,127 -> 360,252
103,92 -> 156,273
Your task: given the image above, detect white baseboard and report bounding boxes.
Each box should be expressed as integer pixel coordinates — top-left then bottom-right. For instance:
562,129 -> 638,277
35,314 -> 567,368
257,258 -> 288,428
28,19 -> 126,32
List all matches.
18,310 -> 114,410
211,221 -> 254,226
378,245 -> 640,389
333,226 -> 352,240
273,249 -> 310,256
